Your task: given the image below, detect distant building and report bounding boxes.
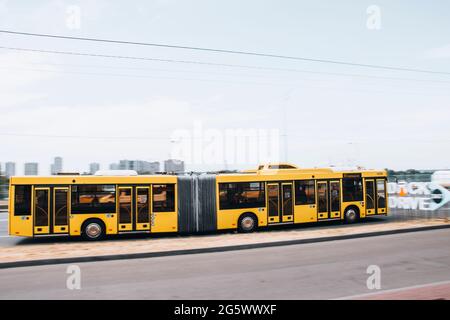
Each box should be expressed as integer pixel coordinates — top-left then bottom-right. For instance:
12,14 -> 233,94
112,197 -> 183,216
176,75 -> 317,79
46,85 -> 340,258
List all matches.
5,162 -> 16,178
50,157 -> 63,175
110,160 -> 160,174
24,162 -> 38,176
89,163 -> 100,175
109,163 -> 119,170
164,159 -> 185,173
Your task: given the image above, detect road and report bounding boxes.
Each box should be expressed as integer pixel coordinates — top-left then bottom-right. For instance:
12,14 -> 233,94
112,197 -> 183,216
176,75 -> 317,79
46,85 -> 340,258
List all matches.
0,209 -> 22,247
1,228 -> 449,299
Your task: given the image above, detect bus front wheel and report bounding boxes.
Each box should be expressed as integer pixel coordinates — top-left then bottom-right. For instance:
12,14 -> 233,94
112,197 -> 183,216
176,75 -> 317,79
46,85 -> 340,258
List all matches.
238,213 -> 258,233
344,207 -> 359,224
81,219 -> 106,241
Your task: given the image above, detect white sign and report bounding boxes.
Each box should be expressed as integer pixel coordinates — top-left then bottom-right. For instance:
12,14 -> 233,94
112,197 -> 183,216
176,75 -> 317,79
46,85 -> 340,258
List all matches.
388,182 -> 450,211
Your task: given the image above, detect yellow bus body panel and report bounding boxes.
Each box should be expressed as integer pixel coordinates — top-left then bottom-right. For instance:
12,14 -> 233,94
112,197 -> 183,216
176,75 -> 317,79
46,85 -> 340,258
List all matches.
69,214 -> 118,236
151,211 -> 178,233
9,185 -> 33,237
216,208 -> 268,230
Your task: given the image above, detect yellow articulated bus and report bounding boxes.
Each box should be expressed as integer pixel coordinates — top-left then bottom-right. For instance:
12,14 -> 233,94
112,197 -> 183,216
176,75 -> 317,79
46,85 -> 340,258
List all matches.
9,164 -> 388,240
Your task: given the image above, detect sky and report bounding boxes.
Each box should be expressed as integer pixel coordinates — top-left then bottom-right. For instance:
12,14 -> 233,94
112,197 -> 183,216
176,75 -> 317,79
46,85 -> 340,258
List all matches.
0,0 -> 449,174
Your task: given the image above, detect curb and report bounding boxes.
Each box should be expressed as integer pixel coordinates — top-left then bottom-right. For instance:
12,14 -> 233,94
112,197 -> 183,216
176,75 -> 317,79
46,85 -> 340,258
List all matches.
1,224 -> 450,269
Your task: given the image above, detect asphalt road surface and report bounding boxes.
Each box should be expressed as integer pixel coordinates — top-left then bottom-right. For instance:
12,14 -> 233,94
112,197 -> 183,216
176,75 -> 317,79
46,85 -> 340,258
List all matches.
1,228 -> 449,299
0,209 -> 14,246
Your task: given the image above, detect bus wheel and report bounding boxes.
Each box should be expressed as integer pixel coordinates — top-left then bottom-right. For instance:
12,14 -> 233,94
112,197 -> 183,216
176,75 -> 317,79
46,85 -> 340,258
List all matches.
81,220 -> 105,241
344,207 -> 359,224
238,213 -> 258,233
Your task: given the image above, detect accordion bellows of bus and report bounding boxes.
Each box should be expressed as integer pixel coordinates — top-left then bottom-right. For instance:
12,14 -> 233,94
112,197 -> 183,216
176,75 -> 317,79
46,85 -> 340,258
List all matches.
8,164 -> 388,240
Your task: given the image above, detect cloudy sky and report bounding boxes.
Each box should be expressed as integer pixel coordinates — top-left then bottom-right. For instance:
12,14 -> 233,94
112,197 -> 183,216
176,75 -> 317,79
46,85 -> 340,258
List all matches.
0,0 -> 449,174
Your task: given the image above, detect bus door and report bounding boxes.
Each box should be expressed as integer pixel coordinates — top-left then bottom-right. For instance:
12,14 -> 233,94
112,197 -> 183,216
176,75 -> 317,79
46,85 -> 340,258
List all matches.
365,179 -> 376,215
135,187 -> 151,231
329,180 -> 341,218
376,179 -> 387,214
267,182 -> 294,224
10,185 -> 33,237
281,183 -> 294,222
53,187 -> 69,233
317,181 -> 328,219
118,187 -> 133,231
317,181 -> 341,219
33,187 -> 70,235
267,183 -> 280,224
34,187 -> 50,234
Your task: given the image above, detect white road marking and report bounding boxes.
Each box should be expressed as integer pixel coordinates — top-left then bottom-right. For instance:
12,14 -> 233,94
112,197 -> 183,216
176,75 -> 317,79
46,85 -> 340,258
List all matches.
334,279 -> 450,300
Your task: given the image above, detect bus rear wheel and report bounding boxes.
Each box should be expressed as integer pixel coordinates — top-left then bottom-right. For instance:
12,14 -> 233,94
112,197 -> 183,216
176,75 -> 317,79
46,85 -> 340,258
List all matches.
81,220 -> 105,241
344,207 -> 359,224
238,213 -> 258,233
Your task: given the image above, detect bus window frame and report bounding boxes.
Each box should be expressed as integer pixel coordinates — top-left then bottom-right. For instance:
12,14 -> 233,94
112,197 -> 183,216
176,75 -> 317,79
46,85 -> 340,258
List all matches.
218,181 -> 266,210
71,184 -> 116,214
13,185 -> 32,216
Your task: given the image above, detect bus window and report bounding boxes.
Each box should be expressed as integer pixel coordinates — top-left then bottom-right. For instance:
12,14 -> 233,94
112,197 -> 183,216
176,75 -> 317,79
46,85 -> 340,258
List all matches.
14,185 -> 32,215
294,180 -> 315,205
119,188 -> 132,224
219,182 -> 265,210
377,180 -> 386,208
317,182 -> 328,213
34,189 -> 49,227
330,181 -> 340,212
54,189 -> 69,226
267,184 -> 279,217
137,188 -> 150,223
342,178 -> 363,202
152,184 -> 175,212
71,185 -> 116,213
365,180 -> 375,209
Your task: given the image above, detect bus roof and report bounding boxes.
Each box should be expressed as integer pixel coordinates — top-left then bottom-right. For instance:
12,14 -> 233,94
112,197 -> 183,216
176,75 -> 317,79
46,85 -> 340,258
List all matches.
9,174 -> 177,185
217,164 -> 387,180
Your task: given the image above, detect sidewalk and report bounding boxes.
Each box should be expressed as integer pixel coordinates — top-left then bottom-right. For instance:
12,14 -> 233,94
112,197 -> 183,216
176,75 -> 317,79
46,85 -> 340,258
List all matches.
1,217 -> 449,266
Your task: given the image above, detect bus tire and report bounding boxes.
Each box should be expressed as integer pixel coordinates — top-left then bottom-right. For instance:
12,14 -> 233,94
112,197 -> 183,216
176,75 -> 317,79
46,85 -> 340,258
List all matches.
344,206 -> 360,224
238,213 -> 258,233
81,219 -> 106,241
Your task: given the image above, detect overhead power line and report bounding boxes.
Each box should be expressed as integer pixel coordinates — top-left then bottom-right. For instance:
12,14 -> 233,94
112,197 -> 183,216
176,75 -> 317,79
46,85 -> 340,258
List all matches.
1,29 -> 450,76
2,46 -> 450,87
0,46 -> 273,69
